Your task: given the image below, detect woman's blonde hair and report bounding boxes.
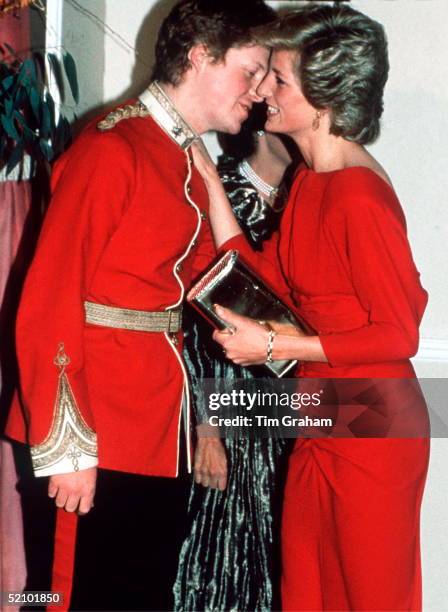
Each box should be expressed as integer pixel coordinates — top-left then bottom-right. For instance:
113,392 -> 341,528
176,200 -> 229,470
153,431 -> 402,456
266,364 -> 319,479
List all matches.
256,4 -> 389,144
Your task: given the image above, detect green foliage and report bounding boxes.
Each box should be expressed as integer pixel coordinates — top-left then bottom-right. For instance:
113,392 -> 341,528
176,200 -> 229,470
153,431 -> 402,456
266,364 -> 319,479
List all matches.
63,51 -> 79,104
0,45 -> 79,175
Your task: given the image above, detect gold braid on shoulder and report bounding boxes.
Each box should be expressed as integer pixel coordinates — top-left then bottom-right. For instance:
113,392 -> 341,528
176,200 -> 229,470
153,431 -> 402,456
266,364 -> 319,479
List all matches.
97,102 -> 150,131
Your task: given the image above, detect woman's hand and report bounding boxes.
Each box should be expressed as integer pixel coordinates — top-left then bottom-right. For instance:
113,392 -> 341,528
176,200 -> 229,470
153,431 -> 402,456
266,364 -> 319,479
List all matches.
191,140 -> 220,186
212,305 -> 326,364
212,305 -> 270,366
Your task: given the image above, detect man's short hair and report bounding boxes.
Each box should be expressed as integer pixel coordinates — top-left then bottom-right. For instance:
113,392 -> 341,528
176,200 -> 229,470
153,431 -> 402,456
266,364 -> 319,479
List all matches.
152,0 -> 276,86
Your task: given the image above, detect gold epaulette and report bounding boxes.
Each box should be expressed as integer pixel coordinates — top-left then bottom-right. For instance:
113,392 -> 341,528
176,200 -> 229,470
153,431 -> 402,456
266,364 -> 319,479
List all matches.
97,102 -> 150,131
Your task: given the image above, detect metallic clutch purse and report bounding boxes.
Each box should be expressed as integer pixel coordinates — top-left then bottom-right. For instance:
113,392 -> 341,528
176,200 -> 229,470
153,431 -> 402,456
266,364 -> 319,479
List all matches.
186,250 -> 311,377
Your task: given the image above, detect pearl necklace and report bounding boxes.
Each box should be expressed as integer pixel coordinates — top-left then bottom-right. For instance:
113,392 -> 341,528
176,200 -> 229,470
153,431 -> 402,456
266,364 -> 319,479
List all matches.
238,159 -> 279,200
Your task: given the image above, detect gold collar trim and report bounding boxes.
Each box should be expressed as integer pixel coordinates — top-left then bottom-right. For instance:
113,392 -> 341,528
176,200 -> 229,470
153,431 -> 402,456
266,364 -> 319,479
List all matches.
139,81 -> 198,151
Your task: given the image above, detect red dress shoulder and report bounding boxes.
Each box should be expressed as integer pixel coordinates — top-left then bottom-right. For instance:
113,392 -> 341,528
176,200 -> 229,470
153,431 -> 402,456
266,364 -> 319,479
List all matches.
223,166 -> 427,378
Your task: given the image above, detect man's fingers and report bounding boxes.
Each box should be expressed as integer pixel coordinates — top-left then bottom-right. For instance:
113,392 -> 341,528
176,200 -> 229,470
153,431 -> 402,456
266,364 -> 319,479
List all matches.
49,468 -> 97,512
209,472 -> 227,491
64,495 -> 81,513
194,437 -> 227,490
217,474 -> 228,491
194,467 -> 224,490
211,469 -> 227,491
48,481 -> 58,499
194,466 -> 227,490
194,461 -> 205,485
195,469 -> 211,488
55,492 -> 94,514
194,465 -> 208,486
55,489 -> 68,509
78,494 -> 94,516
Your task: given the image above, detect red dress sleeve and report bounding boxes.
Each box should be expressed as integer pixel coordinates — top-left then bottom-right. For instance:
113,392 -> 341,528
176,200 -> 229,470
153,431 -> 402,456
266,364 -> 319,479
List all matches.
221,230 -> 293,307
188,171 -> 217,280
319,169 -> 428,366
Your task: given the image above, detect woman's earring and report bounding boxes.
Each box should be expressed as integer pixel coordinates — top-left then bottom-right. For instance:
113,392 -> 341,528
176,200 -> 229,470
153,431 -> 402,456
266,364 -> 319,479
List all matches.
312,111 -> 322,131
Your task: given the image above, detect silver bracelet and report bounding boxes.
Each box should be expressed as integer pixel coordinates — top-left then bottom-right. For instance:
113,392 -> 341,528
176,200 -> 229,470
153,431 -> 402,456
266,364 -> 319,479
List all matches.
238,159 -> 279,200
266,330 -> 277,364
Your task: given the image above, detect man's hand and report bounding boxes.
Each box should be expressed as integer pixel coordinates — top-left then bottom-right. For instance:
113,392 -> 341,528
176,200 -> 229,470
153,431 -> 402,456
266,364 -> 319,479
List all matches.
48,467 -> 97,515
194,428 -> 227,491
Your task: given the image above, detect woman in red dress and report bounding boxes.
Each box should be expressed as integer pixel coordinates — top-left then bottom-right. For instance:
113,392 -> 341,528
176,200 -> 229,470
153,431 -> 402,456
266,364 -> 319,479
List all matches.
192,4 -> 430,610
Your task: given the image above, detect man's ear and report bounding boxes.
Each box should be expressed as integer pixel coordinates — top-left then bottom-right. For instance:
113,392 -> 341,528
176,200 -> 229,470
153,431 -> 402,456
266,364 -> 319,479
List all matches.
188,43 -> 211,73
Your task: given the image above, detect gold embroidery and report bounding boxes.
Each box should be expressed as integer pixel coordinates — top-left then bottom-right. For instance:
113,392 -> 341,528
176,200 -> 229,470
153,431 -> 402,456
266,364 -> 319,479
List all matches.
97,102 -> 150,131
31,344 -> 97,474
146,82 -> 197,147
137,82 -> 198,150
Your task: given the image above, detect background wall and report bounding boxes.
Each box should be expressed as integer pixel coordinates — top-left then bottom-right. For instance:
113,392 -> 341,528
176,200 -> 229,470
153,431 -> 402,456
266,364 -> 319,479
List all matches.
48,1 -> 448,608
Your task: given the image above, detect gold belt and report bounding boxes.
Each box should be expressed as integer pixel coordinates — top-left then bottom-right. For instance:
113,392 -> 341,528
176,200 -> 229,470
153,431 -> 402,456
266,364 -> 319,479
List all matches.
84,301 -> 182,333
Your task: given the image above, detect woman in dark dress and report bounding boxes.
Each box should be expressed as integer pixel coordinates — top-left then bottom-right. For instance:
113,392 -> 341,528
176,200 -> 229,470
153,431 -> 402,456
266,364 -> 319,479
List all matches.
174,109 -> 298,612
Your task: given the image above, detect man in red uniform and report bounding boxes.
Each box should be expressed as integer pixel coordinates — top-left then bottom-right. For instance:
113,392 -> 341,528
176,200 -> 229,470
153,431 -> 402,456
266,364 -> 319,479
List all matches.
5,0 -> 274,608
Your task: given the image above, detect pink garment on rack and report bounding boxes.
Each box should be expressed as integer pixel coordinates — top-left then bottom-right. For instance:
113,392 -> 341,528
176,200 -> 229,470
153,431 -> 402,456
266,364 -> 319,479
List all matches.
0,179 -> 32,604
0,8 -> 32,606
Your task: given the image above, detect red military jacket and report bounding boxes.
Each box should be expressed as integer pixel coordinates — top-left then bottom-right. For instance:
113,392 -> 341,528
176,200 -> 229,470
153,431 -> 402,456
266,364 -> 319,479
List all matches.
6,82 -> 216,478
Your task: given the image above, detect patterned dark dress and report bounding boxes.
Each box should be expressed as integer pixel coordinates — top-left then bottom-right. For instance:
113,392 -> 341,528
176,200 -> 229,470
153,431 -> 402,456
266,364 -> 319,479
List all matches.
174,155 -> 290,612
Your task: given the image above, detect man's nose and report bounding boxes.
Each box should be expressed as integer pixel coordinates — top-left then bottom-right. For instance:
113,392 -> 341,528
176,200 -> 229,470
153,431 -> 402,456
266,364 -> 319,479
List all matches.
257,76 -> 271,100
249,88 -> 264,103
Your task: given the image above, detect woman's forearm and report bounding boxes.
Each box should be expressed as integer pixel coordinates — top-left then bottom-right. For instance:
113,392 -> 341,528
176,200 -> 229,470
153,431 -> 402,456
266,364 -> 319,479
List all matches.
272,333 -> 328,363
206,178 -> 243,248
191,142 -> 243,248
212,307 -> 328,365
